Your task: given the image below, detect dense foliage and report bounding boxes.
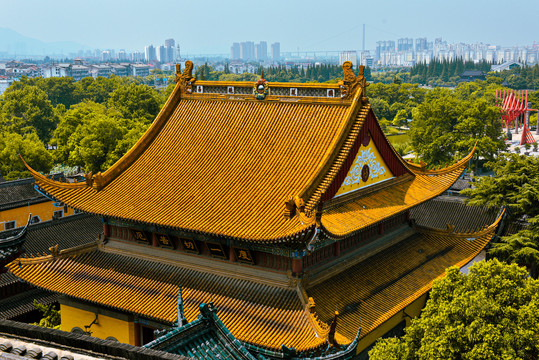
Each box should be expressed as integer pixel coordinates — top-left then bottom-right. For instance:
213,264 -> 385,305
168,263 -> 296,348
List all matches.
0,75 -> 166,178
462,154 -> 539,278
32,300 -> 60,329
369,260 -> 539,360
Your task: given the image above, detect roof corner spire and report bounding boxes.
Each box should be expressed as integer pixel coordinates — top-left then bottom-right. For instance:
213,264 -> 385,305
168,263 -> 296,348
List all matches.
176,284 -> 188,327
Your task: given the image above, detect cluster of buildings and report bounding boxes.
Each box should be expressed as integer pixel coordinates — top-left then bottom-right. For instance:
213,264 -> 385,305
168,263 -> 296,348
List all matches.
340,38 -> 539,67
0,62 -> 504,359
230,41 -> 280,62
144,39 -> 179,64
0,59 -> 153,94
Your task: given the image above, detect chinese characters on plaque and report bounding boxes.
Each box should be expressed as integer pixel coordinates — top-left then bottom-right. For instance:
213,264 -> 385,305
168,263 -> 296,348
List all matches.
233,247 -> 254,264
130,229 -> 150,244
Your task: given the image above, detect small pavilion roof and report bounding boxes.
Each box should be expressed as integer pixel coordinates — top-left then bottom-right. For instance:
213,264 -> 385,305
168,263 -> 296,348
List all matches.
22,62 -> 474,243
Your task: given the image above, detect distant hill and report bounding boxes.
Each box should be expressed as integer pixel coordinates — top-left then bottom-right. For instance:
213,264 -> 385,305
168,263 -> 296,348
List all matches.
0,28 -> 90,57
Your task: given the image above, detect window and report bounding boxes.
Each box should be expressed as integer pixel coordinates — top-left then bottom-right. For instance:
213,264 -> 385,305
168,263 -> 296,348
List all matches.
53,210 -> 63,220
4,221 -> 16,230
30,215 -> 41,224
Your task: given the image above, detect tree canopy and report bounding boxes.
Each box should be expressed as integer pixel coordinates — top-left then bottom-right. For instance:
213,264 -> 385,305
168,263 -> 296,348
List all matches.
369,259 -> 539,360
462,154 -> 539,278
1,85 -> 58,142
409,87 -> 505,167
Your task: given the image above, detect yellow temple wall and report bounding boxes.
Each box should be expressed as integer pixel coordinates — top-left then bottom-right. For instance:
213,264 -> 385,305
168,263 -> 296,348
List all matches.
356,293 -> 428,354
60,304 -> 136,345
0,201 -> 74,230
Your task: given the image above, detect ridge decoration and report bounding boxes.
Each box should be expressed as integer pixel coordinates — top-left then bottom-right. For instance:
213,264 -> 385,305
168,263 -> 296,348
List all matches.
175,61 -> 196,94
339,61 -> 369,100
253,71 -> 269,100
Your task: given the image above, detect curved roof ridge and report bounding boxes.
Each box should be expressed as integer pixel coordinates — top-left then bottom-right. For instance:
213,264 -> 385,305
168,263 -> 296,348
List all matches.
13,242 -> 97,265
408,142 -> 477,176
296,89 -> 367,215
413,207 -> 504,238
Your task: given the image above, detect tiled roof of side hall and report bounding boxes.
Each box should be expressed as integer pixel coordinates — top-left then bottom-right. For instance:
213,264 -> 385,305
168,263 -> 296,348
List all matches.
0,319 -> 190,360
0,288 -> 58,320
307,213 -> 502,341
0,214 -> 102,257
7,245 -> 330,352
409,196 -> 499,233
22,62 -> 473,244
0,178 -> 47,211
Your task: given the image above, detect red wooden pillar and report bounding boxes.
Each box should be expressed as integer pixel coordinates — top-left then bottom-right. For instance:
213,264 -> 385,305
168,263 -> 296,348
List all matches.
152,233 -> 158,247
292,258 -> 303,274
229,247 -> 236,262
378,223 -> 384,235
334,241 -> 340,257
103,223 -> 111,237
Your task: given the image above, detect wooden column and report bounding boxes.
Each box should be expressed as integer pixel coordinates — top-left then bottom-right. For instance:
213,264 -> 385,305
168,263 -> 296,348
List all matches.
292,258 -> 303,274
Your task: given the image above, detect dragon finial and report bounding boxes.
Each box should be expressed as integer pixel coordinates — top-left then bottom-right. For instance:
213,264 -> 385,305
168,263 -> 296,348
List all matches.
175,60 -> 196,93
339,61 -> 369,100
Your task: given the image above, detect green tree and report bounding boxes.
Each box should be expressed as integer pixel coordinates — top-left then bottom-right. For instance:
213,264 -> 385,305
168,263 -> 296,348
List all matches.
369,260 -> 539,360
1,86 -> 58,142
0,132 -> 53,180
32,300 -> 60,329
107,83 -> 162,121
462,154 -> 539,277
410,88 -> 504,167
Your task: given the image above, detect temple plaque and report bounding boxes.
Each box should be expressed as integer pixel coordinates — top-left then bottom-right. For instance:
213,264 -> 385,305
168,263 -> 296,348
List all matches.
180,238 -> 199,254
206,242 -> 227,259
233,247 -> 254,264
130,229 -> 151,245
156,233 -> 174,249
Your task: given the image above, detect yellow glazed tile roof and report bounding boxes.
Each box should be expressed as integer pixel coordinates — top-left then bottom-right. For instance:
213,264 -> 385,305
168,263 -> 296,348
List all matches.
22,70 -> 472,243
321,150 -> 474,238
7,245 -> 329,352
307,213 -> 502,340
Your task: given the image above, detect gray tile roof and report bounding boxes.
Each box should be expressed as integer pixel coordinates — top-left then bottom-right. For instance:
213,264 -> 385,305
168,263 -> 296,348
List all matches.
410,196 -> 498,233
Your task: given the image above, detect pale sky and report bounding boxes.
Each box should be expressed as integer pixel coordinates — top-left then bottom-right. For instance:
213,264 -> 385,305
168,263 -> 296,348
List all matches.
2,0 -> 537,54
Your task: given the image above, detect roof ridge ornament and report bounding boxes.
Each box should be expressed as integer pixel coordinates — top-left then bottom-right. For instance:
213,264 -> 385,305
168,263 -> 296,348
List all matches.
175,61 -> 196,94
253,70 -> 269,100
338,61 -> 369,100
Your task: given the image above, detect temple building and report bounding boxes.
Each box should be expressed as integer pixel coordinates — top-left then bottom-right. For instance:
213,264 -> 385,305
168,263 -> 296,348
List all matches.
7,61 -> 502,358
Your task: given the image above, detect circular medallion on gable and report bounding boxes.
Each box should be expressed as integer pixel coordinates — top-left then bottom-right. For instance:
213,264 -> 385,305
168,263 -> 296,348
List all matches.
361,164 -> 370,182
362,134 -> 371,147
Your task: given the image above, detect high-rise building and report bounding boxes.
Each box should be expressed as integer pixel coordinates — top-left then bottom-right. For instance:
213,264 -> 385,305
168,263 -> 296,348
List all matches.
117,50 -> 127,61
131,51 -> 144,62
339,51 -> 357,66
375,41 -> 395,59
397,38 -> 413,52
415,38 -> 427,52
240,41 -> 255,61
255,41 -> 267,61
230,43 -> 240,60
165,39 -> 175,48
144,45 -> 157,62
271,42 -> 280,61
157,45 -> 167,63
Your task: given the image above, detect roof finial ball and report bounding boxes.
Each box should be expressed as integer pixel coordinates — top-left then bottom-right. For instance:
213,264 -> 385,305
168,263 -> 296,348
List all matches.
253,70 -> 269,100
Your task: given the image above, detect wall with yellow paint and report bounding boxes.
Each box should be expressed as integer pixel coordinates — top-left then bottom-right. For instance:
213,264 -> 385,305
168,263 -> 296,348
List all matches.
61,304 -> 136,345
336,132 -> 394,197
356,293 -> 428,354
0,201 -> 75,231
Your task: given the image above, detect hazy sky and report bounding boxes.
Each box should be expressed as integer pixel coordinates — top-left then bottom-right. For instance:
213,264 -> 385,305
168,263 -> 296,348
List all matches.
2,0 -> 538,54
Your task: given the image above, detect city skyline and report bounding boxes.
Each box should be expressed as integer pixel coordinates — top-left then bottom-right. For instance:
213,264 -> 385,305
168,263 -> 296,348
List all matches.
1,0 -> 537,55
